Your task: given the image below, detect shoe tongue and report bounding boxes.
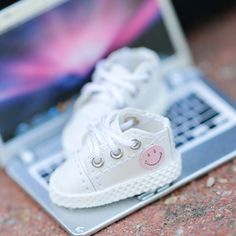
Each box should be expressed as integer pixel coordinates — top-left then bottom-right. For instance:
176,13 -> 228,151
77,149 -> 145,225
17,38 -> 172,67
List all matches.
118,112 -> 156,139
110,115 -> 123,134
109,63 -> 131,76
134,61 -> 150,74
109,112 -> 136,135
110,55 -> 152,73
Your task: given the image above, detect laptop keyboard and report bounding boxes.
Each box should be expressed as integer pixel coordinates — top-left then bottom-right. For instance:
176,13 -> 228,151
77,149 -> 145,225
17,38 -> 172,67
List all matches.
32,156 -> 65,186
32,92 -> 228,186
166,93 -> 227,148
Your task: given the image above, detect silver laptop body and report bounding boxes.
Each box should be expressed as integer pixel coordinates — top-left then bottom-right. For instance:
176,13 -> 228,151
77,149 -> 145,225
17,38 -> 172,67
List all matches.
0,0 -> 235,235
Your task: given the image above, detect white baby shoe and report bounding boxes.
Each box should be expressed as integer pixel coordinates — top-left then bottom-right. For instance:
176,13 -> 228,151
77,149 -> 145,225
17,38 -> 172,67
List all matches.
62,47 -> 168,156
50,108 -> 181,208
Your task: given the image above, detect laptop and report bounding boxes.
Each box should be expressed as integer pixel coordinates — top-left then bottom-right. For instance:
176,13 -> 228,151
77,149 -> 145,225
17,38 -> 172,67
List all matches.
0,0 -> 235,235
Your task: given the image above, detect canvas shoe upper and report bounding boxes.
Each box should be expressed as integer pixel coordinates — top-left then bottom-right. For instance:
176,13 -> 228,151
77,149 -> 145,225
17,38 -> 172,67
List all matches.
50,108 -> 181,208
62,47 -> 168,156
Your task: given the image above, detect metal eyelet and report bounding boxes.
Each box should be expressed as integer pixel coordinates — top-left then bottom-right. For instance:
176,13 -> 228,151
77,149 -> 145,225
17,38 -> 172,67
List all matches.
130,139 -> 142,150
124,116 -> 140,125
110,148 -> 123,159
91,157 -> 104,168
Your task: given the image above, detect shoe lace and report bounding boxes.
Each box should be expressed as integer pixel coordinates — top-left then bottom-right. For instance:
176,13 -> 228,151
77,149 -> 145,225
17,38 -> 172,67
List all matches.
87,111 -> 137,166
82,61 -> 150,108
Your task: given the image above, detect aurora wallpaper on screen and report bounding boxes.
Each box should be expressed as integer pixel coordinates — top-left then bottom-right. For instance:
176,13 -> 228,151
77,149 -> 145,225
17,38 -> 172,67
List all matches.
0,0 -> 162,139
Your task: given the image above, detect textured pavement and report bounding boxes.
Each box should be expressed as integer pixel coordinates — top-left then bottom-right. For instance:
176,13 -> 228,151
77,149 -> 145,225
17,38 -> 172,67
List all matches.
0,7 -> 236,236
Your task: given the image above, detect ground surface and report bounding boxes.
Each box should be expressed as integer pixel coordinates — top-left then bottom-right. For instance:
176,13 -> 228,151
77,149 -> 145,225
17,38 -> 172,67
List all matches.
0,7 -> 236,236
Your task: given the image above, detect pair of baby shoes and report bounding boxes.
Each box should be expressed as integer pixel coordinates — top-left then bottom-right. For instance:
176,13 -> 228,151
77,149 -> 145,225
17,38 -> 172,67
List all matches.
49,47 -> 181,208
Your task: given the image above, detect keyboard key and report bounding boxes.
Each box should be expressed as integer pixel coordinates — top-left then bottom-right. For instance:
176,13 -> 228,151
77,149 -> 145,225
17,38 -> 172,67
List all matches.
179,100 -> 191,111
205,121 -> 216,129
185,134 -> 194,141
172,127 -> 180,137
193,103 -> 209,113
173,116 -> 188,126
44,175 -> 51,184
51,162 -> 61,171
183,110 -> 196,119
179,122 -> 192,132
168,110 -> 179,120
19,150 -> 35,164
175,136 -> 187,146
191,125 -> 209,137
39,170 -> 50,178
188,117 -> 200,128
200,110 -> 219,124
198,106 -> 211,115
212,115 -> 227,125
189,97 -> 202,107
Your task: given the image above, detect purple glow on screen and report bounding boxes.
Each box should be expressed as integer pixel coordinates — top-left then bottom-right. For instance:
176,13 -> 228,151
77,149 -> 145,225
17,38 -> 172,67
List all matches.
0,0 -> 161,138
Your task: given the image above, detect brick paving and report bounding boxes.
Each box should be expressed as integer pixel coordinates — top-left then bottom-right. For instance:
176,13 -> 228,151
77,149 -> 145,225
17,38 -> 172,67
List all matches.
0,7 -> 236,236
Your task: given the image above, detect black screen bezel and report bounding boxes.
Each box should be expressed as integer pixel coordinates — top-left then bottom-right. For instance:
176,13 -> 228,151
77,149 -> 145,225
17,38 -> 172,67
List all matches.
0,0 -> 20,11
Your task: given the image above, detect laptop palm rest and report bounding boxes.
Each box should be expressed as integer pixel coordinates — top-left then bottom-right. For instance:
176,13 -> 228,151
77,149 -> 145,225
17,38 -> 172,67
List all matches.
6,125 -> 236,236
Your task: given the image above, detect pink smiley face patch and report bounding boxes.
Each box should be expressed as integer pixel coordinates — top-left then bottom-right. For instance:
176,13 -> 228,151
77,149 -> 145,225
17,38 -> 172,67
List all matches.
139,145 -> 164,170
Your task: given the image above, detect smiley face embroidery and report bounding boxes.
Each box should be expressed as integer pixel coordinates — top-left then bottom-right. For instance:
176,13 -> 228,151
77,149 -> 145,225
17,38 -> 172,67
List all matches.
139,145 -> 164,170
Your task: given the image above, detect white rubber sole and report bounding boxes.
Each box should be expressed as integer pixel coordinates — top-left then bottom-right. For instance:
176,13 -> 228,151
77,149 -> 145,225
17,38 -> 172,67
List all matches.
49,152 -> 181,209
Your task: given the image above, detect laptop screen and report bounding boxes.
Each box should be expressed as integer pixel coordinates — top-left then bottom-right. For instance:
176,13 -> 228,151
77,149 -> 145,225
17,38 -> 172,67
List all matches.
0,0 -> 175,140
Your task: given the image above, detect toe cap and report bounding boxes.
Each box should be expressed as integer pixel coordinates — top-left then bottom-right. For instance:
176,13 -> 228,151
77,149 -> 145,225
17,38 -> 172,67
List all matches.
49,157 -> 94,196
